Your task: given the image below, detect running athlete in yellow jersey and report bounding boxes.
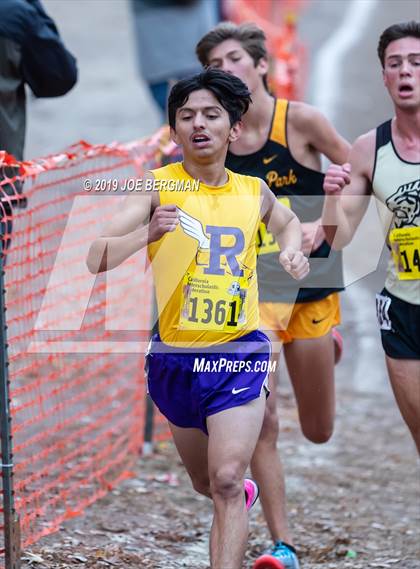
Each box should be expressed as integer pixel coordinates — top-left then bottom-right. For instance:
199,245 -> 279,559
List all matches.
322,22 -> 420,455
196,22 -> 350,569
87,69 -> 309,569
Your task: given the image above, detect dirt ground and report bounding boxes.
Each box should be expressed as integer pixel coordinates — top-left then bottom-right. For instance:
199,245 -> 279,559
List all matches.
22,379 -> 420,569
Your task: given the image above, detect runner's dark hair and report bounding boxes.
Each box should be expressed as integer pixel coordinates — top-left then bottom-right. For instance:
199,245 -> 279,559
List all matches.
378,21 -> 420,67
168,68 -> 251,129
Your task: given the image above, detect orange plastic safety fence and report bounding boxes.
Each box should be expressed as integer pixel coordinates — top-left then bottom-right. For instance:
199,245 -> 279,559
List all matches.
224,0 -> 309,100
0,127 -> 178,566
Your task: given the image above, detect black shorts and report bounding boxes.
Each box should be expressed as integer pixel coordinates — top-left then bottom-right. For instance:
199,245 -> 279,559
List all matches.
376,288 -> 420,360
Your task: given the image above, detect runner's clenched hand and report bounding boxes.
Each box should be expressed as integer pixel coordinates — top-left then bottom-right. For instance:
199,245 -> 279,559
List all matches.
323,163 -> 351,195
147,205 -> 179,243
279,247 -> 309,280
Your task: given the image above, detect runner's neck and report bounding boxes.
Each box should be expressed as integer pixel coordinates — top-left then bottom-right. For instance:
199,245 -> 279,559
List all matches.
229,90 -> 275,155
241,88 -> 275,131
182,158 -> 229,187
392,111 -> 420,161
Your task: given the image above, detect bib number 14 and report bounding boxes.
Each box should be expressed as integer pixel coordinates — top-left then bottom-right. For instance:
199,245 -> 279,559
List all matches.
390,226 -> 420,280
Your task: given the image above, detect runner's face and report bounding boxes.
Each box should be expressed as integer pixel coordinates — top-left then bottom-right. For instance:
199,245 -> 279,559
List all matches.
383,37 -> 420,110
171,89 -> 241,158
207,39 -> 268,93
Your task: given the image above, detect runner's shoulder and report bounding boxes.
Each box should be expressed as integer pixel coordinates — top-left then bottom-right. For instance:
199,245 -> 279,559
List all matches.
122,169 -> 159,211
351,130 -> 376,180
287,101 -> 341,151
287,101 -> 334,132
354,129 -> 376,152
287,101 -> 318,129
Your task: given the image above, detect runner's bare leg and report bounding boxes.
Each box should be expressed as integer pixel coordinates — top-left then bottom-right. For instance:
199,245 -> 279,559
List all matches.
251,350 -> 292,543
285,333 -> 336,443
207,396 -> 266,569
386,356 -> 420,454
169,423 -> 211,497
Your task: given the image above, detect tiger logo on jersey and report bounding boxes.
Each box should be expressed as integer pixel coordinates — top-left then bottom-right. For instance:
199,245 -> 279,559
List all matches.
386,179 -> 420,228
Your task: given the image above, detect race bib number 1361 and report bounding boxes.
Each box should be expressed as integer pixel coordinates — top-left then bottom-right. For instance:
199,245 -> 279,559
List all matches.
179,271 -> 249,332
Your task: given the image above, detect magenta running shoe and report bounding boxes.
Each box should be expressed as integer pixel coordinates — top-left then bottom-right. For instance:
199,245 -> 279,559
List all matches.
244,478 -> 259,511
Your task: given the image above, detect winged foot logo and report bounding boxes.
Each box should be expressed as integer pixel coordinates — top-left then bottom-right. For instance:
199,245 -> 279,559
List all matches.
177,207 -> 247,277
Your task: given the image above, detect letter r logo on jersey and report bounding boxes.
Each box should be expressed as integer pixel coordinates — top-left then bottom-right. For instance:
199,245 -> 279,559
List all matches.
204,226 -> 245,276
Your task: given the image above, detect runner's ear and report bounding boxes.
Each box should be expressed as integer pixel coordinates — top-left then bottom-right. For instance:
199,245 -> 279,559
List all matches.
170,127 -> 180,145
256,56 -> 269,77
228,121 -> 242,143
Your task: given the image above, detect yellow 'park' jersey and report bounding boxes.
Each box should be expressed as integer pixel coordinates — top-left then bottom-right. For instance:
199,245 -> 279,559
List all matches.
226,99 -> 343,303
147,162 -> 262,347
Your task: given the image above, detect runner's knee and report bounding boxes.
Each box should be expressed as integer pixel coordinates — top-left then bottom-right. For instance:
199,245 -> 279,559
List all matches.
301,419 -> 333,444
210,464 -> 244,500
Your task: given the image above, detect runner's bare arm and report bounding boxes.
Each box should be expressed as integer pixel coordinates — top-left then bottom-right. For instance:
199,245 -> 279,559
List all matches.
290,102 -> 351,164
322,131 -> 375,249
288,103 -> 351,254
87,172 -> 179,273
260,181 -> 309,280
